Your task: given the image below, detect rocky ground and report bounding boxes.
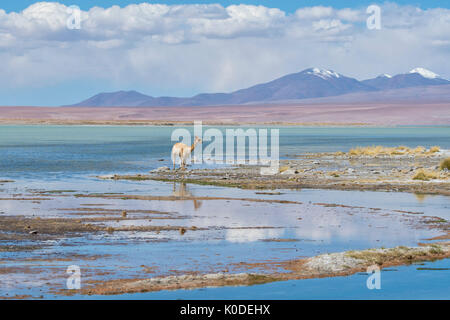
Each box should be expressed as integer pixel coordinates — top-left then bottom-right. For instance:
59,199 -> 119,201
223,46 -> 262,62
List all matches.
103,149 -> 450,195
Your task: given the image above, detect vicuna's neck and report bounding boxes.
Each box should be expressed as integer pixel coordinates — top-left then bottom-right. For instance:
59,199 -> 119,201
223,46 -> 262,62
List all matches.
190,141 -> 198,152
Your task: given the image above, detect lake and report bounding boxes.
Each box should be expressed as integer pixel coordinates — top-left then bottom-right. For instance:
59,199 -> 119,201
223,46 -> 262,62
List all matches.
0,125 -> 449,299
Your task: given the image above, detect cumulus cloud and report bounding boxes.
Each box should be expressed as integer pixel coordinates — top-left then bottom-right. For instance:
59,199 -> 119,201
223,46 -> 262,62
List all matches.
0,2 -> 449,103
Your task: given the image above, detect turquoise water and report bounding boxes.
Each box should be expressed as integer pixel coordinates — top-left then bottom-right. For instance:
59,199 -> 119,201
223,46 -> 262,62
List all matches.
0,125 -> 449,179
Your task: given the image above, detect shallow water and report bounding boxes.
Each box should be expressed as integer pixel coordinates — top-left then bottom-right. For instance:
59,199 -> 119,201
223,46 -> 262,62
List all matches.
0,179 -> 447,299
0,125 -> 449,299
65,259 -> 450,300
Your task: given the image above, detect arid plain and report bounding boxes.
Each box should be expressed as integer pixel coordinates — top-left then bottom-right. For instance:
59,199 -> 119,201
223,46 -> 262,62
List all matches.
0,101 -> 449,126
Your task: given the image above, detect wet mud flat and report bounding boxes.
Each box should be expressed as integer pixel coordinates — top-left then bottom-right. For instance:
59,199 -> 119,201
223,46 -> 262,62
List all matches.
0,178 -> 449,299
63,244 -> 450,296
108,150 -> 450,195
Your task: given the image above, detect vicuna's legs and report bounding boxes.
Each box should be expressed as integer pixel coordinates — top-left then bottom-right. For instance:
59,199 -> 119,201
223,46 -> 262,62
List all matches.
181,155 -> 186,169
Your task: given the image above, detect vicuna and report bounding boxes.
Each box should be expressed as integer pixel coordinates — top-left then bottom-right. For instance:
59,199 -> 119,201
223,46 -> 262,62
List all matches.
171,136 -> 202,170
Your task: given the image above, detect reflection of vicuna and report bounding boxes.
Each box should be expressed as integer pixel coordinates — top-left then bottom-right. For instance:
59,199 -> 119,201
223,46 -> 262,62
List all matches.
171,136 -> 202,170
172,182 -> 202,210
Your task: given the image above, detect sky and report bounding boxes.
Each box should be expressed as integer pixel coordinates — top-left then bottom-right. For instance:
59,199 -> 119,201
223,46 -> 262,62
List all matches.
1,1 -> 450,106
3,1 -> 450,13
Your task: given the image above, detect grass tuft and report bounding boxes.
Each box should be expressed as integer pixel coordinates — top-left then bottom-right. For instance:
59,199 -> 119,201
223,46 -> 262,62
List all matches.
347,145 -> 440,157
429,146 -> 440,153
440,158 -> 450,171
279,166 -> 290,173
412,169 -> 440,181
345,246 -> 442,266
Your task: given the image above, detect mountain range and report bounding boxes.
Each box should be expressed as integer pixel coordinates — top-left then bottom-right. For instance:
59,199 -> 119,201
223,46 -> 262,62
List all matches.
69,67 -> 450,107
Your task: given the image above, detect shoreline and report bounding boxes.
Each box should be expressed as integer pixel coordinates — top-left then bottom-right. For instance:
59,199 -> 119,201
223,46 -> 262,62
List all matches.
103,150 -> 450,196
0,119 -> 375,126
1,119 -> 449,127
60,244 -> 450,296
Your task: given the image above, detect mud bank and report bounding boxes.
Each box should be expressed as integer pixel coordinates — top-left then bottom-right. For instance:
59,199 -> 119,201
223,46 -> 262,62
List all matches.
103,150 -> 450,195
63,244 -> 450,296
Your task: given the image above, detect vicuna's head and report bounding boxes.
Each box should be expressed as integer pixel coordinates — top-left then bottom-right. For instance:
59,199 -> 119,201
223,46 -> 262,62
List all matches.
194,136 -> 202,145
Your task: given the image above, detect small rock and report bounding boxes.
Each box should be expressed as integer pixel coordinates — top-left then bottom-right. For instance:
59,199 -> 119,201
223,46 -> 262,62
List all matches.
29,230 -> 38,235
98,174 -> 115,180
179,227 -> 187,235
204,273 -> 225,280
153,166 -> 170,173
280,169 -> 296,175
122,211 -> 127,217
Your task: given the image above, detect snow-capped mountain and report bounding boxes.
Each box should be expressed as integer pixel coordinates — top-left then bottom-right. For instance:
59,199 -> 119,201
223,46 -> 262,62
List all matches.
70,68 -> 374,106
209,67 -> 375,104
362,67 -> 449,90
409,67 -> 440,79
305,68 -> 341,79
69,67 -> 449,107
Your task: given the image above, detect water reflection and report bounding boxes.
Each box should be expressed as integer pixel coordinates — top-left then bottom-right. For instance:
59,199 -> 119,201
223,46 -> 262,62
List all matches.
414,193 -> 429,203
172,182 -> 202,210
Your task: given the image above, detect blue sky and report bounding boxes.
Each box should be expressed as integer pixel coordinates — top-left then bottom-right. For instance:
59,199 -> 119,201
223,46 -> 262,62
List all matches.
3,1 -> 450,12
1,1 -> 450,106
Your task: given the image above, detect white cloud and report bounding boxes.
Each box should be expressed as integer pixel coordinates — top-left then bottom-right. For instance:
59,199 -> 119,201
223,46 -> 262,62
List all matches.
0,2 -> 449,100
295,6 -> 334,19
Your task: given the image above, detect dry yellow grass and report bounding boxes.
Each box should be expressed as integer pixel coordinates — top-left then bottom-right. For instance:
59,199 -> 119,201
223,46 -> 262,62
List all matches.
348,145 -> 440,157
412,169 -> 440,181
428,146 -> 441,153
279,166 -> 290,173
412,146 -> 426,154
328,171 -> 340,177
346,245 -> 444,266
440,158 -> 450,170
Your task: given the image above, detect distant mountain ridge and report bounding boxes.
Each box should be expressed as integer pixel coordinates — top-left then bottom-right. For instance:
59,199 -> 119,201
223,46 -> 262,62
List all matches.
68,67 -> 450,107
362,68 -> 449,90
